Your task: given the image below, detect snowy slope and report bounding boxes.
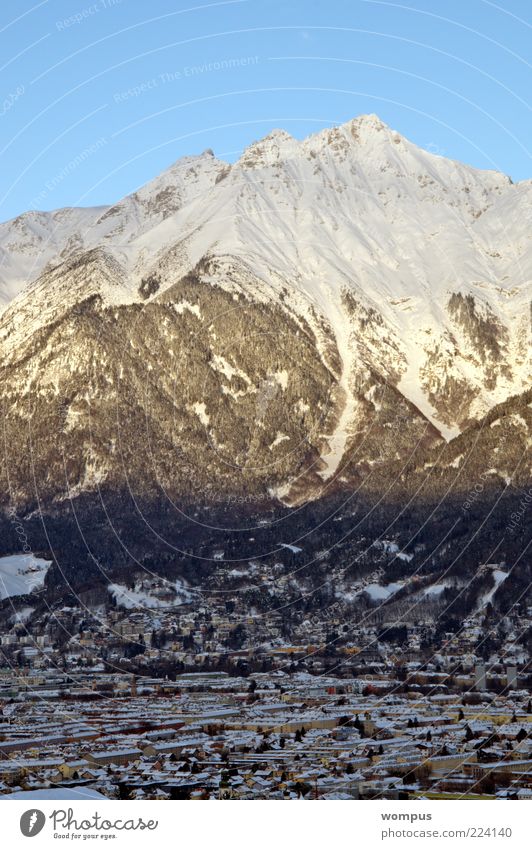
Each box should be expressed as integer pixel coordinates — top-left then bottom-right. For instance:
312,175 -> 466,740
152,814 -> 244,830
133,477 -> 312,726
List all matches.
0,554 -> 51,599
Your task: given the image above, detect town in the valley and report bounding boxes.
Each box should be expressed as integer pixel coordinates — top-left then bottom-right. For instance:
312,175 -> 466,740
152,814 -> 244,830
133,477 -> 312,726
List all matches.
1,559 -> 531,801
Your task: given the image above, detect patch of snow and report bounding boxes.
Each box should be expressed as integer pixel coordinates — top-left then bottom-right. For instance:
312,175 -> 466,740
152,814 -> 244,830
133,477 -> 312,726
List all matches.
211,353 -> 250,385
364,582 -> 402,601
273,370 -> 289,390
192,401 -> 210,426
477,569 -> 508,610
174,300 -> 201,318
397,552 -> 414,562
270,432 -> 289,449
109,578 -> 194,610
423,583 -> 450,597
10,605 -> 34,623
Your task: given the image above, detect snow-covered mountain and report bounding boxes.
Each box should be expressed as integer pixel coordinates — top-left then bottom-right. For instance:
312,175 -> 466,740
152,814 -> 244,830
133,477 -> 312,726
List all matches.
0,114 -> 530,510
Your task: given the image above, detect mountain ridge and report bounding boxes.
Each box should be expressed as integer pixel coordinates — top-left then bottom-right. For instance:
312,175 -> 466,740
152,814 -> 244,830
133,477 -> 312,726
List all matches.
0,114 -> 529,512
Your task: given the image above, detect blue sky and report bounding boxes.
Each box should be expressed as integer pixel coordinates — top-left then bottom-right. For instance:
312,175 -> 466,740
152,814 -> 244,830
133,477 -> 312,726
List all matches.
0,0 -> 530,220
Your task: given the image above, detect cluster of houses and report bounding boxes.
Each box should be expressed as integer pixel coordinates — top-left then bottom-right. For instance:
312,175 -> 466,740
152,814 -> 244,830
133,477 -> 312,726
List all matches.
1,667 -> 532,799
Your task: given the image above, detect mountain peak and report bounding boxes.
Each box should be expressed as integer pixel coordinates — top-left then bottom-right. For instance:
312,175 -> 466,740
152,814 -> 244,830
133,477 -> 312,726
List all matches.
296,113 -> 402,160
238,128 -> 299,167
345,113 -> 390,132
262,128 -> 295,143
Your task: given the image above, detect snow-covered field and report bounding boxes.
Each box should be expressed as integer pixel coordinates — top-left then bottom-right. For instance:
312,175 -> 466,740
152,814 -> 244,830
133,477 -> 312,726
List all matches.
0,554 -> 51,600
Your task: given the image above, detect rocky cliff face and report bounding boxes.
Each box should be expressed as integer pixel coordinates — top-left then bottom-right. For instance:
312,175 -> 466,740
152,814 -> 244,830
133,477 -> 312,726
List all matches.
0,115 -> 529,513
